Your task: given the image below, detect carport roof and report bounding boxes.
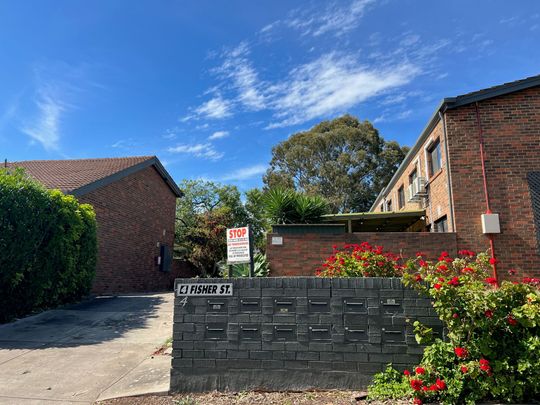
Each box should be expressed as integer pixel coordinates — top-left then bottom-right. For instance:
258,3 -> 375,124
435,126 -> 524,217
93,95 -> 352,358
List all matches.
322,210 -> 425,232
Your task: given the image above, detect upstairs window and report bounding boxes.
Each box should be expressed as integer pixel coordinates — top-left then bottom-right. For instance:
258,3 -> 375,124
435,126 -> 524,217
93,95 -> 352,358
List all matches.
434,215 -> 448,232
398,186 -> 405,209
428,139 -> 442,176
386,199 -> 392,212
409,169 -> 418,185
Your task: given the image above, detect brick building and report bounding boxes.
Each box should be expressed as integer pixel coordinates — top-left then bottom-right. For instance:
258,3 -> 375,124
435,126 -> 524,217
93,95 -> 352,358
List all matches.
9,156 -> 191,294
371,74 -> 540,277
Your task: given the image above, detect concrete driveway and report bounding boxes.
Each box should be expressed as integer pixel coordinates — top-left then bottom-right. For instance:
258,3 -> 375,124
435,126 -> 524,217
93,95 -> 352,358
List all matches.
0,293 -> 174,404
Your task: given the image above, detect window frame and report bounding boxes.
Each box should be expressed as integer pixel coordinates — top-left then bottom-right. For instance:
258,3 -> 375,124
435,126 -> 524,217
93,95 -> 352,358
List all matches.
427,138 -> 442,177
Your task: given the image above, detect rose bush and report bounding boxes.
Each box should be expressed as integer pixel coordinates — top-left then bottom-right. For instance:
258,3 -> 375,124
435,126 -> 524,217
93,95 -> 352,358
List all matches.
367,249 -> 540,404
315,242 -> 402,278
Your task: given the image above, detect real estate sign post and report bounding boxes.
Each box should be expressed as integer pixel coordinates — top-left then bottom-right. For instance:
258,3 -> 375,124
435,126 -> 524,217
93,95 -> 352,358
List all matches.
226,226 -> 254,277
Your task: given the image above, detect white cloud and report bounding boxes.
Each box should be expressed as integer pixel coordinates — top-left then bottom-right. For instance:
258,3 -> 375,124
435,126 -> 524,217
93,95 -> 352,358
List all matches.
208,130 -> 229,140
182,95 -> 232,121
285,0 -> 376,37
266,53 -> 419,128
220,164 -> 267,181
21,89 -> 64,151
167,142 -> 224,160
373,109 -> 413,123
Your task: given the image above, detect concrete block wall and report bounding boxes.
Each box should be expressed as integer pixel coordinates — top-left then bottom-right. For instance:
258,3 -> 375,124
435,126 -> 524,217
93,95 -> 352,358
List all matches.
170,277 -> 442,392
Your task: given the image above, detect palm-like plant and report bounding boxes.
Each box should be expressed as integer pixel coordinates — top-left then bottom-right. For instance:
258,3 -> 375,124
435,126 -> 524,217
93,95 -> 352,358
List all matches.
262,187 -> 329,224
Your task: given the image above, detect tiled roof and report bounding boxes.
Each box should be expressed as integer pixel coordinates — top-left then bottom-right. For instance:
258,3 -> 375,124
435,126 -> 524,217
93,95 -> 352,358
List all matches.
7,156 -> 156,194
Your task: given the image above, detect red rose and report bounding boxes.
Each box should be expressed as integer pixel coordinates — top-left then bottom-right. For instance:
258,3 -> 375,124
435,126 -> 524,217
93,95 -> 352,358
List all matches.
404,370 -> 411,376
448,276 -> 460,286
440,251 -> 449,257
485,277 -> 497,285
410,379 -> 423,391
437,264 -> 448,272
421,386 -> 428,392
461,267 -> 474,274
435,378 -> 446,390
416,252 -> 426,257
415,274 -> 423,282
454,347 -> 468,358
429,384 -> 437,391
413,398 -> 423,405
434,283 -> 442,290
479,358 -> 491,373
419,259 -> 428,267
452,313 -> 459,319
415,367 -> 425,375
485,310 -> 493,318
489,257 -> 498,265
507,315 -> 518,326
461,366 -> 468,373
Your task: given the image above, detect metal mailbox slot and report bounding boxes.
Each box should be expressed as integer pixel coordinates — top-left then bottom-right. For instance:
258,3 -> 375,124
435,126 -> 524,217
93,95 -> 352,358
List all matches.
344,326 -> 368,342
380,298 -> 403,314
308,298 -> 330,313
240,298 -> 261,313
205,323 -> 228,340
273,325 -> 297,341
309,325 -> 331,341
382,327 -> 405,343
239,324 -> 261,340
274,298 -> 296,313
343,298 -> 367,313
206,299 -> 228,313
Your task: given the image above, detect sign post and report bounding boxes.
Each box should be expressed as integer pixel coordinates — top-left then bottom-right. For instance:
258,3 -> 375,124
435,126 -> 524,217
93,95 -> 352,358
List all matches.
226,226 -> 254,277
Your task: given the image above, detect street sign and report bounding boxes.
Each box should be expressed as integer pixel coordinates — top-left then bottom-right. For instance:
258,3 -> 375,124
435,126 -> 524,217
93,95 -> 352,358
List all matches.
226,226 -> 251,264
176,283 -> 233,296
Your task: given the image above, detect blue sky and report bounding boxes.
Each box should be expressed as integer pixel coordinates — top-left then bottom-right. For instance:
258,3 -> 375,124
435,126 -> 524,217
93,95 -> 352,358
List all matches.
1,1 -> 539,192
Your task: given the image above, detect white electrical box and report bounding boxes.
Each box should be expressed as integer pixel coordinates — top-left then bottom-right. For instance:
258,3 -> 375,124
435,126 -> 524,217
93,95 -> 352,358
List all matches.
271,236 -> 283,245
481,213 -> 500,234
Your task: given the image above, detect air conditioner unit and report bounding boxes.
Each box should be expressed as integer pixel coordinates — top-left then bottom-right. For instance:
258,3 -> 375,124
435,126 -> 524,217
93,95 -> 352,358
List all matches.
408,177 -> 427,201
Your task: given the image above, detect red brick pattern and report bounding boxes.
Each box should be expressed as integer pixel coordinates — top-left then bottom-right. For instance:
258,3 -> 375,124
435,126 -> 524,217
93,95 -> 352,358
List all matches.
267,232 -> 457,276
79,166 -> 180,294
446,87 -> 540,276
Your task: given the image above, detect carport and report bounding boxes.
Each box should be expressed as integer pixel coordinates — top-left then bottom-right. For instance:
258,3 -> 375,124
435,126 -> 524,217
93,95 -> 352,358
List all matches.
321,210 -> 426,233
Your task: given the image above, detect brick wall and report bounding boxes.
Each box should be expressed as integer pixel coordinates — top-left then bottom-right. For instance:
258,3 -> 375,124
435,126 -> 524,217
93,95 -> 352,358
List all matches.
446,86 -> 540,276
266,232 -> 458,277
170,277 -> 441,392
373,120 -> 453,231
79,166 -> 179,294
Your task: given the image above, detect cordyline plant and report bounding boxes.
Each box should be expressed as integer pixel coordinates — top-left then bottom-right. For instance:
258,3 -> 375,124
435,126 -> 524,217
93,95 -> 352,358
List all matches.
367,249 -> 540,404
315,242 -> 402,278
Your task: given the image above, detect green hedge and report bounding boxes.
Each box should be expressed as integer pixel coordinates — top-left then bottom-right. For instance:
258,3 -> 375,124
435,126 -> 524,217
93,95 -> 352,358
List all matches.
0,168 -> 97,323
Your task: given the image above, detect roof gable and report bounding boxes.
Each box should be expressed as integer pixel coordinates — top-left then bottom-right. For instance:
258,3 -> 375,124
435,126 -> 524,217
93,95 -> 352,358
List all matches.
7,156 -> 182,198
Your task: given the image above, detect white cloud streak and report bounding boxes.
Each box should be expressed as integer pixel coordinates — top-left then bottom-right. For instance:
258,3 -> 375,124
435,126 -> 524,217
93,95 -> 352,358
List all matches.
21,89 -> 65,151
220,164 -> 267,181
208,130 -> 229,140
167,142 -> 224,160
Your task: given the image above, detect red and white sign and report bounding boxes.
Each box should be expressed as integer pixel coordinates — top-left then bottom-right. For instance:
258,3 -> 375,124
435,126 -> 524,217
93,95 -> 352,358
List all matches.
227,226 -> 251,264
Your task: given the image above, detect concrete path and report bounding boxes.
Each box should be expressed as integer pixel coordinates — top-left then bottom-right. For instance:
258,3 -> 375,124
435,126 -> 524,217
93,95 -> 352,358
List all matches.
0,293 -> 174,404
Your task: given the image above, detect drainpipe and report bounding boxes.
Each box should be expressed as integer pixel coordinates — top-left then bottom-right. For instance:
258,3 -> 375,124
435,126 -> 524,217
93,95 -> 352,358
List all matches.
438,112 -> 456,232
474,102 -> 499,285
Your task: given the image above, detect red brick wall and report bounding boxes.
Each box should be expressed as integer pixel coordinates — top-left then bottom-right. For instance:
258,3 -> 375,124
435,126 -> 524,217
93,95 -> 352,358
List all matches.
79,166 -> 180,294
445,86 -> 540,277
267,232 -> 457,276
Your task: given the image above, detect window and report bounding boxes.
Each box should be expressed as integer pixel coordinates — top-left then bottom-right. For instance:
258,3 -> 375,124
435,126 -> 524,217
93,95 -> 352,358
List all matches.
387,199 -> 392,212
428,139 -> 442,176
398,186 -> 405,209
434,215 -> 448,232
380,203 -> 384,212
409,169 -> 418,185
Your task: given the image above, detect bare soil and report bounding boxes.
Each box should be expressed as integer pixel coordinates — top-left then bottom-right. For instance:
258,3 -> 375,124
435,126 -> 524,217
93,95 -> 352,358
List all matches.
97,391 -> 410,405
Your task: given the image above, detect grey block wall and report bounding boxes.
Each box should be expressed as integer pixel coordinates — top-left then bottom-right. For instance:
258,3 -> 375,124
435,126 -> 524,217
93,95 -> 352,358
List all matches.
170,277 -> 441,392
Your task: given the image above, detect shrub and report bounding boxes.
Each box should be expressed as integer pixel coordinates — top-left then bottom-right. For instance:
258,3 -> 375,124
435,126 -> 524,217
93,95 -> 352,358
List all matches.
315,242 -> 402,277
262,187 -> 329,224
219,253 -> 270,278
368,250 -> 540,404
0,168 -> 97,323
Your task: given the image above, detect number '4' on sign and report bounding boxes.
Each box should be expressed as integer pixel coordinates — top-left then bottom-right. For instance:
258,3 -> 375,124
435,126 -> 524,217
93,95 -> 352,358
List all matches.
179,296 -> 188,307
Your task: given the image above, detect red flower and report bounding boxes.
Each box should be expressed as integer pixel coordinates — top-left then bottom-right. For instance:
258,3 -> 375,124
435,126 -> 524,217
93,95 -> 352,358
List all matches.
485,310 -> 493,318
459,249 -> 475,257
437,264 -> 448,272
435,378 -> 446,390
413,398 -> 423,405
415,274 -> 423,282
415,367 -> 426,375
489,257 -> 498,265
419,259 -> 428,267
452,313 -> 459,319
461,267 -> 474,274
416,252 -> 426,257
461,366 -> 468,373
429,384 -> 437,391
434,283 -> 442,290
440,251 -> 449,257
410,379 -> 423,391
403,369 -> 411,376
421,386 -> 428,392
507,315 -> 518,326
479,358 -> 491,372
454,347 -> 468,358
485,277 -> 497,285
508,269 -> 517,275
448,276 -> 460,286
